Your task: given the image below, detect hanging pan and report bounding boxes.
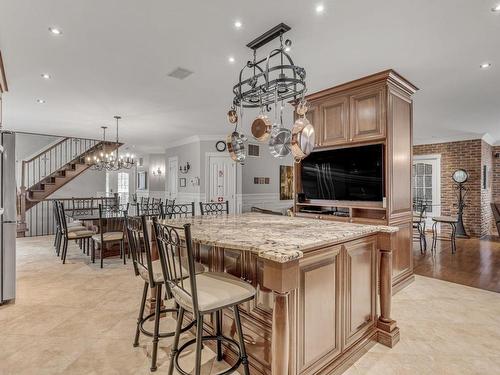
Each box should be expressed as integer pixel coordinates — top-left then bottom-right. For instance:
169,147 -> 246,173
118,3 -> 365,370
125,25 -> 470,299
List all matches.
290,100 -> 315,161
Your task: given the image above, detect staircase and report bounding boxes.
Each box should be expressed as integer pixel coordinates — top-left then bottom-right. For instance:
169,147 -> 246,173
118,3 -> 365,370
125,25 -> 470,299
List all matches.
17,137 -> 121,236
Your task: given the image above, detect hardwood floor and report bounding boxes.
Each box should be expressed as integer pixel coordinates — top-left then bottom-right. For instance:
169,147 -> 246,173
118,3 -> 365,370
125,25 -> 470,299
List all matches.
413,233 -> 500,293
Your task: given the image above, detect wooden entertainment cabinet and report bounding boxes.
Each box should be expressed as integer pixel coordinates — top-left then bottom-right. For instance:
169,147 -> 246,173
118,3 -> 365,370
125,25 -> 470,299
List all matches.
294,70 -> 418,291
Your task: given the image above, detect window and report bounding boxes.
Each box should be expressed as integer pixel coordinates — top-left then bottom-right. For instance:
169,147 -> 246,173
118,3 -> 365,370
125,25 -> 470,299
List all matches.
105,172 -> 110,195
117,172 -> 129,204
412,163 -> 433,213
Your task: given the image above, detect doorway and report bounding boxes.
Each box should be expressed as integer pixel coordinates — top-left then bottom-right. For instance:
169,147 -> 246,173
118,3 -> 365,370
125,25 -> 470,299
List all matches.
206,154 -> 236,213
413,154 -> 441,227
168,157 -> 178,200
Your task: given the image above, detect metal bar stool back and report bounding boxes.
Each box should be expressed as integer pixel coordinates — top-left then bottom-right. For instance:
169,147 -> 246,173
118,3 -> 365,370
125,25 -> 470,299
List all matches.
124,214 -> 195,372
162,202 -> 195,219
199,200 -> 229,215
153,218 -> 255,375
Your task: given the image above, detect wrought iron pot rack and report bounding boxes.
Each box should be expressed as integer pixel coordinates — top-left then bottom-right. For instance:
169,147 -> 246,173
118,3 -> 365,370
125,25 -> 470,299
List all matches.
232,23 -> 306,109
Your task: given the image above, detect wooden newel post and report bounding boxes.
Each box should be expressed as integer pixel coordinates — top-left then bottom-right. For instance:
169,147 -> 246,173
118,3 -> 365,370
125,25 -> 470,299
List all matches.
263,258 -> 299,375
377,232 -> 400,348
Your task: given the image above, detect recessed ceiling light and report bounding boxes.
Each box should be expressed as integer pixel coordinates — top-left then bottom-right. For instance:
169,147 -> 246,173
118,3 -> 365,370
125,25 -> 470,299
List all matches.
41,73 -> 51,79
48,27 -> 62,35
234,20 -> 242,29
315,4 -> 325,13
228,56 -> 235,63
492,4 -> 500,12
36,99 -> 46,104
480,62 -> 492,69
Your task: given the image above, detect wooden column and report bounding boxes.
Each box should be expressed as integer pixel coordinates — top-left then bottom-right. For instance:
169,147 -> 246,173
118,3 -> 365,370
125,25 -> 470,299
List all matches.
377,232 -> 400,347
263,258 -> 299,375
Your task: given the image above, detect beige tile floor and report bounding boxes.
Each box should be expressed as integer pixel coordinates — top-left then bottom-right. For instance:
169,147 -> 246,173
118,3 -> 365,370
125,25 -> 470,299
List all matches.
1,236 -> 500,374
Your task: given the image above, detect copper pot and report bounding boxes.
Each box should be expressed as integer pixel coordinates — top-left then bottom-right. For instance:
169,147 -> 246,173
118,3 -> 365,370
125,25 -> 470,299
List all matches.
226,131 -> 246,163
290,101 -> 315,161
290,117 -> 315,161
227,108 -> 238,124
251,114 -> 272,141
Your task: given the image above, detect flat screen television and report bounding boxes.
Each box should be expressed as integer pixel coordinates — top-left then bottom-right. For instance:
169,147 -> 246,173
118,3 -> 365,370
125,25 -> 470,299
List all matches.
300,144 -> 384,202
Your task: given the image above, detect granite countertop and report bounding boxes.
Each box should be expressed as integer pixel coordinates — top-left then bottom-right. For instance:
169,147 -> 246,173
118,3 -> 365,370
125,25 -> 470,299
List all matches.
158,212 -> 398,263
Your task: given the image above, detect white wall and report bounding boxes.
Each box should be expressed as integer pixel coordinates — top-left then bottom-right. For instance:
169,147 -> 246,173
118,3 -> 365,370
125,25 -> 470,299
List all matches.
240,141 -> 293,213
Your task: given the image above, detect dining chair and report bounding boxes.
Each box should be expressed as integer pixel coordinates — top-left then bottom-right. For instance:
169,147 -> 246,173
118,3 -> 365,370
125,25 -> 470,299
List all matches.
91,204 -> 126,268
161,202 -> 195,219
72,197 -> 95,216
57,202 -> 95,264
199,200 -> 229,215
153,218 -> 255,375
412,200 -> 428,253
125,214 -> 198,372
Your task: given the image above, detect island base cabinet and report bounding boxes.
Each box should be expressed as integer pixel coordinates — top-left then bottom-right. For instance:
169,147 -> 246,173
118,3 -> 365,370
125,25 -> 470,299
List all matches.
187,235 -> 393,375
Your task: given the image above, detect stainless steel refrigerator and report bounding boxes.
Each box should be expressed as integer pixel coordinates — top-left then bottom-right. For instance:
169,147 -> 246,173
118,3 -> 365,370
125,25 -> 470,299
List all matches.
0,130 -> 16,304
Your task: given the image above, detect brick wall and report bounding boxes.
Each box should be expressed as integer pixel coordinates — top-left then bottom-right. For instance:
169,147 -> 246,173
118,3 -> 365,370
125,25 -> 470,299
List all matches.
413,140 -> 483,237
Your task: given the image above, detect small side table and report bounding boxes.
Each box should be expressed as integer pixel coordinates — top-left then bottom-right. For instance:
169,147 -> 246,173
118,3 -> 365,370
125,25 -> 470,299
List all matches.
431,216 -> 458,254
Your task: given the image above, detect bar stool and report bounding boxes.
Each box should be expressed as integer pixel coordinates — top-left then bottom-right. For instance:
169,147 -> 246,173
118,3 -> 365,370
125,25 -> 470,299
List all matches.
162,202 -> 195,219
153,218 -> 255,375
431,216 -> 458,254
124,214 -> 201,372
199,201 -> 229,215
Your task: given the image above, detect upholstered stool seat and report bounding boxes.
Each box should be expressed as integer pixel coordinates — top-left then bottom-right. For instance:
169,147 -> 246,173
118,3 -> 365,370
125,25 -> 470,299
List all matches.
172,272 -> 255,313
138,258 -> 204,284
153,219 -> 254,375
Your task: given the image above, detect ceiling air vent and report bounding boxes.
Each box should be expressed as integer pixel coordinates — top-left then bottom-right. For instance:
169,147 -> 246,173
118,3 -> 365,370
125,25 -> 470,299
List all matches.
248,144 -> 260,157
167,67 -> 193,80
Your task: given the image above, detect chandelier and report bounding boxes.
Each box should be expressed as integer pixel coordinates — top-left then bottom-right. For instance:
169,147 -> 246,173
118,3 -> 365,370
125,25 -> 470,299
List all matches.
87,116 -> 135,171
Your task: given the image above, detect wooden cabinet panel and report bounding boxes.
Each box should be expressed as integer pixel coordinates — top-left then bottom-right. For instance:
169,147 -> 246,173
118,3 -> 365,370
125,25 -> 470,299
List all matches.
350,86 -> 385,142
298,246 -> 342,373
343,237 -> 377,349
319,96 -> 349,146
391,221 -> 413,283
245,253 -> 273,324
388,91 -> 412,216
222,248 -> 244,279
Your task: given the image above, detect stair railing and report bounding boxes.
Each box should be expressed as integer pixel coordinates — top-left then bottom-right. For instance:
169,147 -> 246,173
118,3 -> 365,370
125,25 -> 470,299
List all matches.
21,137 -> 100,192
18,136 -> 102,232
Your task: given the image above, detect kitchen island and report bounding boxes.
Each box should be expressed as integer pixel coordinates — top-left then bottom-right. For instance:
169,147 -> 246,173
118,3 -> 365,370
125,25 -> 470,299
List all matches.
157,213 -> 400,375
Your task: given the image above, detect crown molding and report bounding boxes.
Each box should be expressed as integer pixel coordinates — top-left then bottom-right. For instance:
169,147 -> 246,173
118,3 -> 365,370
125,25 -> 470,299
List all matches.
165,134 -> 225,150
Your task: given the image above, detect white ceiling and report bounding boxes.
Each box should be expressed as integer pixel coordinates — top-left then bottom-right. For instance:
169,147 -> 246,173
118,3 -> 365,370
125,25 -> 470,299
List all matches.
1,0 -> 500,152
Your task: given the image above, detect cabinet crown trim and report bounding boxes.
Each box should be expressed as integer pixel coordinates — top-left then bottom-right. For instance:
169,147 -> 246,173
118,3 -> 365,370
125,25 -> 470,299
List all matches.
305,69 -> 417,102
